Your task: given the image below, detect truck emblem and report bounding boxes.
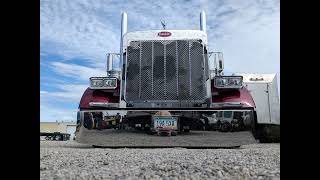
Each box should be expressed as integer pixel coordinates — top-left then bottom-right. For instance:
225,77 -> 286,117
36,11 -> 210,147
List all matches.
158,31 -> 171,37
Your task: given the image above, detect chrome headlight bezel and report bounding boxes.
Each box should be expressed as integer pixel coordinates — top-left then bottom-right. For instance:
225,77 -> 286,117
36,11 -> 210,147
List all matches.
214,76 -> 243,89
89,77 -> 117,89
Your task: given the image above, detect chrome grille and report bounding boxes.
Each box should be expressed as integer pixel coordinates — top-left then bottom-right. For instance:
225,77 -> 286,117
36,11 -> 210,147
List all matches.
126,40 -> 207,103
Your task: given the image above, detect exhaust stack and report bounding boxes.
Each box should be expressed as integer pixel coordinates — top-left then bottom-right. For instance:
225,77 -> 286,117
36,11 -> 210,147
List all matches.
120,12 -> 127,67
119,12 -> 127,108
200,11 -> 206,32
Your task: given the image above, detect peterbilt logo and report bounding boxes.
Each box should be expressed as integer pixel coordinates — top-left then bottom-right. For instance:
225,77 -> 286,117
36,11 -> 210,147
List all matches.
158,31 -> 171,37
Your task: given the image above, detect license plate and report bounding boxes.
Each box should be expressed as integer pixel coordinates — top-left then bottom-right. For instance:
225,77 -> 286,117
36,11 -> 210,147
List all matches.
153,116 -> 177,130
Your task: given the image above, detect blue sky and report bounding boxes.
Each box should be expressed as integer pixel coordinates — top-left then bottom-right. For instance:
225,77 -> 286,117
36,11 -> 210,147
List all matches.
40,0 -> 280,121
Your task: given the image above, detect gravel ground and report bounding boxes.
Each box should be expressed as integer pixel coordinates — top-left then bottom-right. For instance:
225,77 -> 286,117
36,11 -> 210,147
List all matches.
76,129 -> 257,147
40,141 -> 279,180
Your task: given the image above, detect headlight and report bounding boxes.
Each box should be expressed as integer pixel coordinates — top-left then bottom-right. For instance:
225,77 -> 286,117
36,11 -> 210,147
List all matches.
90,78 -> 104,88
90,77 -> 117,89
215,78 -> 228,86
229,78 -> 241,86
104,79 -> 117,87
214,76 -> 243,89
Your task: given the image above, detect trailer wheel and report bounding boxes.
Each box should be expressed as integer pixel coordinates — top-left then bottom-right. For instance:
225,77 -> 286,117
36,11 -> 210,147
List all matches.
54,135 -> 61,141
45,136 -> 50,140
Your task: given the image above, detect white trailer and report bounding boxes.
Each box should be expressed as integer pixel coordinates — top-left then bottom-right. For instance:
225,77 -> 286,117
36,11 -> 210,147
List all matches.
237,73 -> 280,142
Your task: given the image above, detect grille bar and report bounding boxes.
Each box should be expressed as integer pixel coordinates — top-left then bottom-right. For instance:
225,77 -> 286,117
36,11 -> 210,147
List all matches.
139,41 -> 142,98
151,42 -> 154,97
164,43 -> 167,98
188,41 -> 192,96
176,41 -> 179,97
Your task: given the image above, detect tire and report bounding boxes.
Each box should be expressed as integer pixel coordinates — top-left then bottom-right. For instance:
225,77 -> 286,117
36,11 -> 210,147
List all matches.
251,111 -> 260,140
239,119 -> 246,131
204,117 -> 209,130
230,120 -> 239,132
83,117 -> 93,130
258,125 -> 280,143
215,121 -> 222,131
45,136 -> 50,140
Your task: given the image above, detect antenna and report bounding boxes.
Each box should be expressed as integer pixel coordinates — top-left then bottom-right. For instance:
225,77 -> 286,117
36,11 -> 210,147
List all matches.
161,20 -> 166,30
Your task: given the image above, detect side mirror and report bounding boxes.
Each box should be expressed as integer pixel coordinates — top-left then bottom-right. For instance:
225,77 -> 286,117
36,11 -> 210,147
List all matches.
208,52 -> 224,75
106,53 -> 120,71
106,53 -> 120,78
217,53 -> 224,73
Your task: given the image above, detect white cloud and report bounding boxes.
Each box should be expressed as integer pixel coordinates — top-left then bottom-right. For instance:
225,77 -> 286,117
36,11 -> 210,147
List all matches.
40,83 -> 88,121
50,62 -> 106,81
41,84 -> 88,103
40,104 -> 77,122
40,0 -> 279,72
40,0 -> 120,65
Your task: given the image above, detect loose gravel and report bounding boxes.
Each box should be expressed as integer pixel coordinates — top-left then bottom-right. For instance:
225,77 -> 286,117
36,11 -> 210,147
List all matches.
40,141 -> 280,180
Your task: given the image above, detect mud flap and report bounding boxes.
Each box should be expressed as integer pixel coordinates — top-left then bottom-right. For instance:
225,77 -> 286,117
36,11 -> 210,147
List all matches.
258,124 -> 280,143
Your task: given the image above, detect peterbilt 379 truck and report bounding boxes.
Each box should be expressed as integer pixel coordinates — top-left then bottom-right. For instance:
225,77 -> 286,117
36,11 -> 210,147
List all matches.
75,11 -> 280,146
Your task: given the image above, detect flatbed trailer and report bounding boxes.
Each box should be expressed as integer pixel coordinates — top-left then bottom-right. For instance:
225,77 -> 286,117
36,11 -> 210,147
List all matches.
40,132 -> 71,141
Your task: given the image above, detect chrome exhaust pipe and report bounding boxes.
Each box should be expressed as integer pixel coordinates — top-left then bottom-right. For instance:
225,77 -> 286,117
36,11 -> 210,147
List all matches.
200,11 -> 206,33
120,12 -> 127,68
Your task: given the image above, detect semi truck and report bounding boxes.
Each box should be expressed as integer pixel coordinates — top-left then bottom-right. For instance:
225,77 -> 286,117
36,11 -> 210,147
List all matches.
75,11 -> 280,146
